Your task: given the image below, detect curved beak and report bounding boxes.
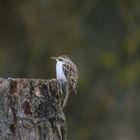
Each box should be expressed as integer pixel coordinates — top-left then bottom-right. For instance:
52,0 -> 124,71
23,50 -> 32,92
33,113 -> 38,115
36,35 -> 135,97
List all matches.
50,57 -> 57,60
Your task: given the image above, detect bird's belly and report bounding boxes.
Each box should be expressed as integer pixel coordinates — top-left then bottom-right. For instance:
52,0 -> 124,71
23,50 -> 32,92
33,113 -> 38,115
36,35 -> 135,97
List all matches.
56,62 -> 67,82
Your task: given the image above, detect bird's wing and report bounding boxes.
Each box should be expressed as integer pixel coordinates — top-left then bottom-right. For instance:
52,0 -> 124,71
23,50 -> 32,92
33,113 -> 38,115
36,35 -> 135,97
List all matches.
62,63 -> 73,81
62,63 -> 78,95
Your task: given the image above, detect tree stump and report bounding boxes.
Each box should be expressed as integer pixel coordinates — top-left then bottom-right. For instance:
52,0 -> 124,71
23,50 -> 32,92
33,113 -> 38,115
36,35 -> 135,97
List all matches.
0,78 -> 67,140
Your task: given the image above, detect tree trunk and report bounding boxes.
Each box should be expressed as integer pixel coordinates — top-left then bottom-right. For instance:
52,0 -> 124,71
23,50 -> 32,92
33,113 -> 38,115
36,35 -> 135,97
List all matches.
0,78 -> 67,140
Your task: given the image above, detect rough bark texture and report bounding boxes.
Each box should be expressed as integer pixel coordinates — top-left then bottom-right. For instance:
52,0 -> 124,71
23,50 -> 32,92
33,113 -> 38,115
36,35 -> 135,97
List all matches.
0,78 -> 67,140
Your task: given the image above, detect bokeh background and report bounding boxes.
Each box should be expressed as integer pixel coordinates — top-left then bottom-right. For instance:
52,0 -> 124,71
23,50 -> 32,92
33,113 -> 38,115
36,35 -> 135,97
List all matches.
0,0 -> 140,139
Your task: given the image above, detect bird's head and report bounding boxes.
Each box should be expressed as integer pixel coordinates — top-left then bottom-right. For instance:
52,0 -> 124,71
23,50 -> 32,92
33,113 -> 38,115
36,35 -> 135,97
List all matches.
51,55 -> 71,63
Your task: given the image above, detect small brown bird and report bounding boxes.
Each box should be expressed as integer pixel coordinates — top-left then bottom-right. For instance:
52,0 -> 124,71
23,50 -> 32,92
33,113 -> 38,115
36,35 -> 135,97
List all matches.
51,55 -> 78,95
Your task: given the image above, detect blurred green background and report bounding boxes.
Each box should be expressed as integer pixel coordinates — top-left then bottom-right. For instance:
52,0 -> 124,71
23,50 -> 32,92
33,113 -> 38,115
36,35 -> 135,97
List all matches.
0,0 -> 140,139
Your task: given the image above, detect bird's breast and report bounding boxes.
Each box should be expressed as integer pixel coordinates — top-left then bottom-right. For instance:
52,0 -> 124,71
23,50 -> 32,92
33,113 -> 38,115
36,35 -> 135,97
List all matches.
56,62 -> 67,82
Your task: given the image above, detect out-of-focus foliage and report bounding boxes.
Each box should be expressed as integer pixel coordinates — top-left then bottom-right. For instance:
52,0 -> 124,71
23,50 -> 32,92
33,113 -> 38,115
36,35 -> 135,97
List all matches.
0,0 -> 140,139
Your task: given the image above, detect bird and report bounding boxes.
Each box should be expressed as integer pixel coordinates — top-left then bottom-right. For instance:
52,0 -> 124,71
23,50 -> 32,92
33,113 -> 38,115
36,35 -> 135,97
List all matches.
51,55 -> 78,96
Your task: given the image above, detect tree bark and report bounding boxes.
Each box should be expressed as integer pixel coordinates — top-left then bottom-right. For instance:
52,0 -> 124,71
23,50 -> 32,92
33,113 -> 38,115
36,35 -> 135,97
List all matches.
0,78 -> 67,140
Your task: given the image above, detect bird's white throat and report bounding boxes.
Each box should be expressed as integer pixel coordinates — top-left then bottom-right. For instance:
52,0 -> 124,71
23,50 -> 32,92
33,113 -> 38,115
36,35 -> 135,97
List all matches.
56,61 -> 67,82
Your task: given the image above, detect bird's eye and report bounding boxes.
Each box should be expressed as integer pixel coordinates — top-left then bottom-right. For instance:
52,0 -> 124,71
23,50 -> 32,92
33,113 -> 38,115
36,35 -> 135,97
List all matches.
59,58 -> 63,61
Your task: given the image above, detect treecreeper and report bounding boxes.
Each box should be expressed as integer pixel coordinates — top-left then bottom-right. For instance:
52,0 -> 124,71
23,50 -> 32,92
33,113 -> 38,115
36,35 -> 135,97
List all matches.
51,55 -> 78,108
0,55 -> 78,140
